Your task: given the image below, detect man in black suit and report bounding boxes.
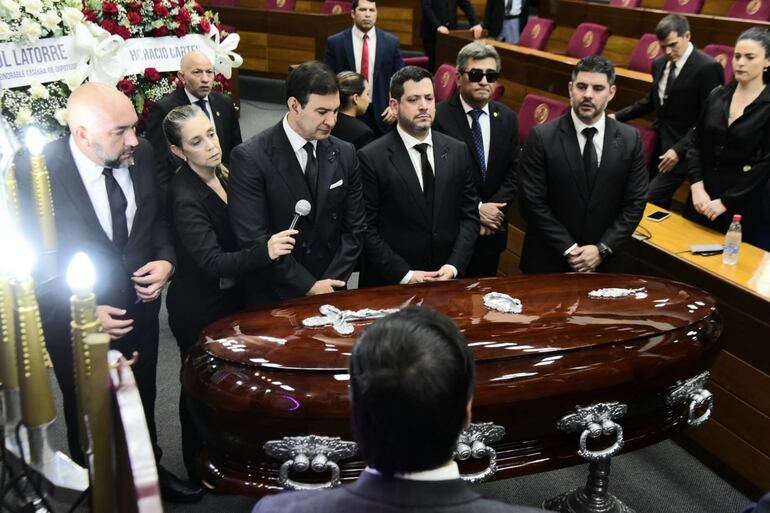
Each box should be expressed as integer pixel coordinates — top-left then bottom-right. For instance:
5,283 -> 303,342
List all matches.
325,0 -> 405,135
613,14 -> 723,208
229,61 -> 365,305
144,50 -> 242,200
30,83 -> 203,502
483,0 -> 528,43
251,308 -> 545,513
434,41 -> 518,277
422,0 -> 483,71
519,56 -> 648,274
358,66 -> 479,287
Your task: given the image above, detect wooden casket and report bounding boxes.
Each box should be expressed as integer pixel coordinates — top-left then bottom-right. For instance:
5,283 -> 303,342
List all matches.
182,274 -> 722,497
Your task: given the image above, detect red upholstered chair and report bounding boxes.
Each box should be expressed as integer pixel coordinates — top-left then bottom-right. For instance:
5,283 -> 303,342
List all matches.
662,0 -> 704,14
610,0 -> 642,7
566,23 -> 611,58
264,0 -> 296,11
629,123 -> 659,172
491,82 -> 505,101
518,17 -> 556,51
434,64 -> 458,102
404,56 -> 430,69
518,94 -> 569,145
703,44 -> 735,83
727,0 -> 770,21
322,0 -> 352,14
628,33 -> 662,74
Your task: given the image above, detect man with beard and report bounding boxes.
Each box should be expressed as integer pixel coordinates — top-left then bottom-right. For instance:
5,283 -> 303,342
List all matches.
24,83 -> 204,502
358,66 -> 479,287
518,56 -> 648,274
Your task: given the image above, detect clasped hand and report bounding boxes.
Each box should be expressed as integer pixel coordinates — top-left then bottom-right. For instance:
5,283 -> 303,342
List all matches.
567,245 -> 602,273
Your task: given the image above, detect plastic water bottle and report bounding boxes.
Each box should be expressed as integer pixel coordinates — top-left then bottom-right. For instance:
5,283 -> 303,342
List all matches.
722,214 -> 742,265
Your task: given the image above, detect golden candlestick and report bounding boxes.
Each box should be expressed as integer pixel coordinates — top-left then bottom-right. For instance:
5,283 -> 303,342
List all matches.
26,128 -> 57,253
0,270 -> 18,391
4,163 -> 20,226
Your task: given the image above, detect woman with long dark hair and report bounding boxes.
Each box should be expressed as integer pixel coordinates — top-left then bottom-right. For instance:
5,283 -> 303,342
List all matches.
332,71 -> 377,149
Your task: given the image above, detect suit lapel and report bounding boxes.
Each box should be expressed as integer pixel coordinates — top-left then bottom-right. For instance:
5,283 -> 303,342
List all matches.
343,28 -> 356,70
591,117 -> 623,203
558,115 -> 590,202
448,95 -> 483,175
431,135 -> 450,227
387,133 -> 430,223
127,163 -> 141,244
488,102 -> 506,178
268,126 -> 314,211
314,139 -> 337,218
208,94 -> 226,139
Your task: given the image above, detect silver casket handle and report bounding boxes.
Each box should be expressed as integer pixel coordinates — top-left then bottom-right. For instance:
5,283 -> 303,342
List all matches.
666,371 -> 713,428
557,402 -> 628,462
453,422 -> 506,484
264,435 -> 358,490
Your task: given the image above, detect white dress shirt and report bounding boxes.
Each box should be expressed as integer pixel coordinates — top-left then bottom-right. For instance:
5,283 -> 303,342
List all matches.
459,95 -> 490,167
658,42 -> 694,103
395,125 -> 457,282
282,114 -> 317,172
365,460 -> 461,481
69,136 -> 137,241
185,89 -> 216,131
352,25 -> 376,82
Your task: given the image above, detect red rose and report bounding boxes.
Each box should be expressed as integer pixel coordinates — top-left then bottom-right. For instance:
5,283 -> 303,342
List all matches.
153,26 -> 169,36
126,1 -> 141,11
143,99 -> 155,114
193,2 -> 204,14
127,12 -> 142,25
173,23 -> 188,36
101,20 -> 117,33
144,67 -> 161,81
115,25 -> 131,39
102,1 -> 118,15
117,80 -> 135,95
153,4 -> 169,17
198,18 -> 210,33
176,8 -> 191,23
83,8 -> 97,21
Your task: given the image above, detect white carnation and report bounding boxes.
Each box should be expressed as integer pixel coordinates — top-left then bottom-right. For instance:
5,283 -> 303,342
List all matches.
15,109 -> 33,127
54,108 -> 68,126
0,0 -> 22,20
20,0 -> 43,15
64,71 -> 85,91
60,6 -> 83,28
39,10 -> 61,30
20,18 -> 42,43
0,21 -> 12,40
28,82 -> 49,100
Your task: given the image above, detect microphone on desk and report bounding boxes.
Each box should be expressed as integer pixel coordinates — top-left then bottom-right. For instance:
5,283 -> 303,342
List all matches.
289,199 -> 312,230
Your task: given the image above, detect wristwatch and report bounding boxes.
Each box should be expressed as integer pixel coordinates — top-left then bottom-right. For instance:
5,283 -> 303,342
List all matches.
598,243 -> 613,260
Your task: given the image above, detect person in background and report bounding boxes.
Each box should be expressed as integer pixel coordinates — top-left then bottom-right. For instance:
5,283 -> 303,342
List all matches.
332,71 -> 377,149
421,0 -> 483,71
686,27 -> 770,250
251,308 -> 545,513
483,0 -> 528,44
162,105 -> 297,484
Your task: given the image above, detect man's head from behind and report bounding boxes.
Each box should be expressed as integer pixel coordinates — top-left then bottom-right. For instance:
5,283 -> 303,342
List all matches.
350,308 -> 475,475
286,61 -> 340,141
179,51 -> 215,99
352,0 -> 377,32
655,14 -> 691,63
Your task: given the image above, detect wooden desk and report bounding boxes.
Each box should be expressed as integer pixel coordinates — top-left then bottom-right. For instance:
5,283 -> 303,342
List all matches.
498,205 -> 770,495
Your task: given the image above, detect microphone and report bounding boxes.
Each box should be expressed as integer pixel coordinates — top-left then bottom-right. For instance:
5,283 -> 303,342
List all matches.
289,199 -> 312,230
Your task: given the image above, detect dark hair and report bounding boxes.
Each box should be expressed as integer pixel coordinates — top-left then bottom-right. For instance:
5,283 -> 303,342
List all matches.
350,308 -> 475,474
352,0 -> 375,9
737,27 -> 770,83
336,71 -> 367,106
163,104 -> 228,178
655,14 -> 689,40
456,40 -> 501,73
571,55 -> 616,85
286,61 -> 338,108
389,66 -> 433,101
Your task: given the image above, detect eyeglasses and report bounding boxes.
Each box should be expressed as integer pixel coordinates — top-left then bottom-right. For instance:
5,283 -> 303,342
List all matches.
465,70 -> 500,83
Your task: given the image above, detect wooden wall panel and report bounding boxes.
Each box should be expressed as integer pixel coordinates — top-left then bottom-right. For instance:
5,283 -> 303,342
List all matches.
710,351 -> 770,415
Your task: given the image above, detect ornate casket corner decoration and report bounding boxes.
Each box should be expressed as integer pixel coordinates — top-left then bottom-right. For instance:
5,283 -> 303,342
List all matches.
263,435 -> 358,490
482,292 -> 523,314
666,371 -> 713,428
301,304 -> 399,335
588,287 -> 647,299
453,422 -> 506,484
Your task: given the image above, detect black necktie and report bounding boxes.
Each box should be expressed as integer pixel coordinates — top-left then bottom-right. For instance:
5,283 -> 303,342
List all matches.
582,127 -> 598,189
303,142 -> 318,199
413,143 -> 435,204
195,99 -> 210,117
663,61 -> 677,104
103,168 -> 128,250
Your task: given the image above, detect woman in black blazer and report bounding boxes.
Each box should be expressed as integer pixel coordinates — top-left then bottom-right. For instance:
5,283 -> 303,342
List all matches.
163,105 -> 296,481
686,28 -> 770,250
332,71 -> 377,149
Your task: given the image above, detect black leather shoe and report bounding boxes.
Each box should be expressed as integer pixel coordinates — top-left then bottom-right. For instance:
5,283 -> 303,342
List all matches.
158,466 -> 206,503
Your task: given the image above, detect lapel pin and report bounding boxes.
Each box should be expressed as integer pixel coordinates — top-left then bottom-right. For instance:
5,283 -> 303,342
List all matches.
441,150 -> 448,160
216,112 -> 221,117
743,165 -> 752,172
328,150 -> 337,163
493,111 -> 499,118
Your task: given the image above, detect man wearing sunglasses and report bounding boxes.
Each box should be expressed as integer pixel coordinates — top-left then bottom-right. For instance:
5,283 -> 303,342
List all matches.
434,41 -> 519,277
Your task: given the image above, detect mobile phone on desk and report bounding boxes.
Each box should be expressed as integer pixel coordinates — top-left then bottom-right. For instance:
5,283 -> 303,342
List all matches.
690,244 -> 723,255
646,210 -> 671,222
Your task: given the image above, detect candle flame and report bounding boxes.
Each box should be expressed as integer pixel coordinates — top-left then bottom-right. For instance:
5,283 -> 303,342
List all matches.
67,252 -> 96,296
25,127 -> 46,156
8,238 -> 35,280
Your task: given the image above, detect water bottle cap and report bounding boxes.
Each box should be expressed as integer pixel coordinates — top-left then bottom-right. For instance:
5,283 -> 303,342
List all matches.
733,214 -> 742,222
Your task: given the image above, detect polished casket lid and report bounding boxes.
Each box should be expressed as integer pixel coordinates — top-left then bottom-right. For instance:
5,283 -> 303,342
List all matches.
200,274 -> 716,370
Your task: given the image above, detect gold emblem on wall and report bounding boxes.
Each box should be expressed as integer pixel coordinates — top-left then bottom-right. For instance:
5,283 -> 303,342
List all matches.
747,0 -> 762,15
534,103 -> 550,124
276,0 -> 286,7
678,0 -> 689,6
647,41 -> 660,59
332,4 -> 342,12
582,31 -> 594,48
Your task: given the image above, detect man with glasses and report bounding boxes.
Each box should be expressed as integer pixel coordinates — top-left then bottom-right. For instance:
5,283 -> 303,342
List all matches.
435,41 -> 518,277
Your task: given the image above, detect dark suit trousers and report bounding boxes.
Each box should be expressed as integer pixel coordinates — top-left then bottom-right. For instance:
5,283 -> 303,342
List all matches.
648,159 -> 688,209
466,232 -> 505,277
423,38 -> 437,72
45,298 -> 161,466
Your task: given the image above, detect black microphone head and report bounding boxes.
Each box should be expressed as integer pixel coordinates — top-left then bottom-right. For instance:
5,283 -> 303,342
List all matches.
295,199 -> 312,217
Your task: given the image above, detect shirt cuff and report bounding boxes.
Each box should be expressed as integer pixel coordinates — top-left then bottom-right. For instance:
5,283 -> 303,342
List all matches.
401,271 -> 414,284
563,243 -> 578,257
446,265 -> 458,278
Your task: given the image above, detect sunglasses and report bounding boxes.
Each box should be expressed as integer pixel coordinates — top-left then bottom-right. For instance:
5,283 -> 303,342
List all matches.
465,70 -> 500,83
